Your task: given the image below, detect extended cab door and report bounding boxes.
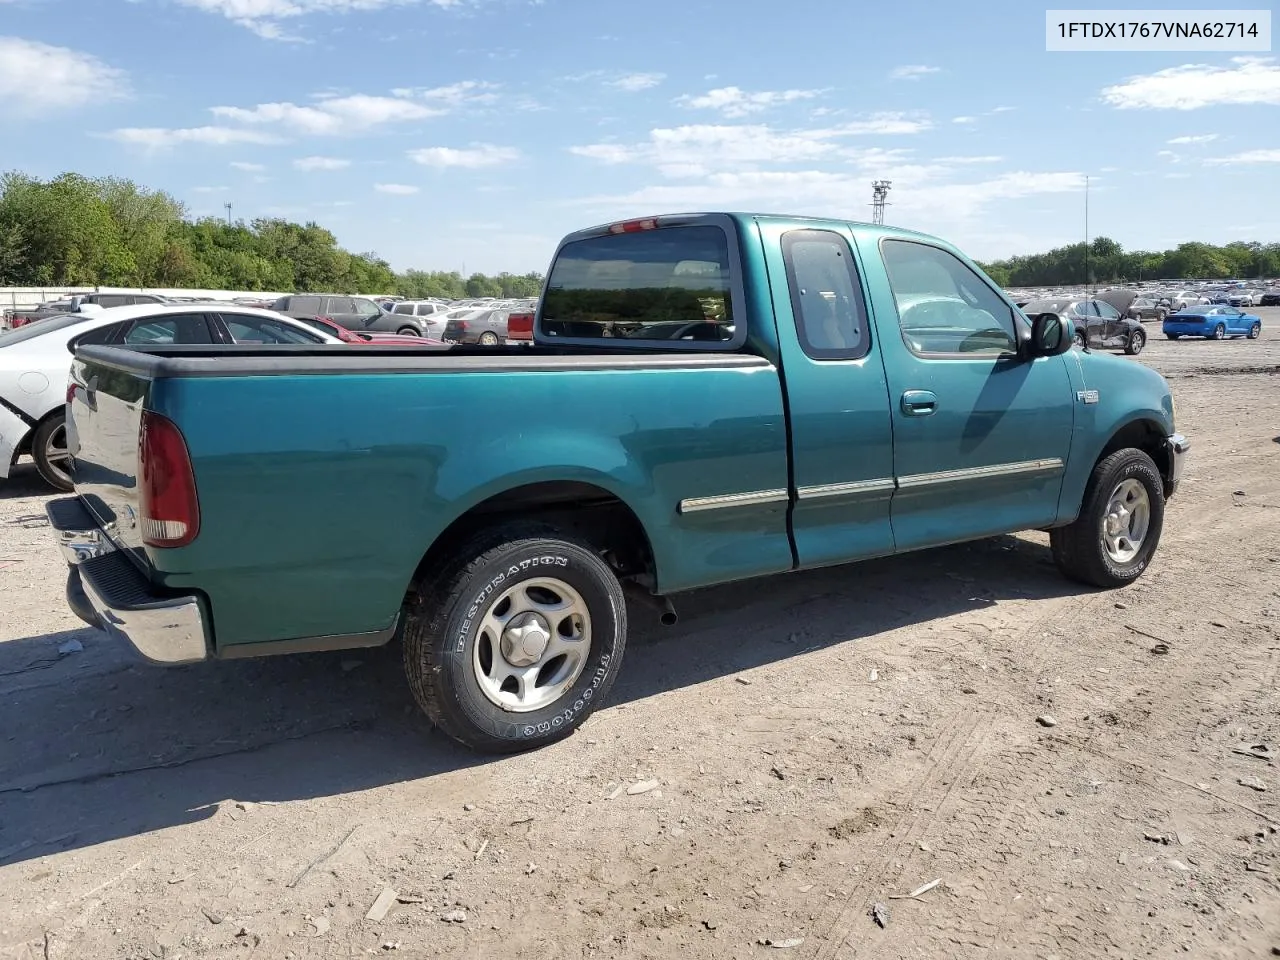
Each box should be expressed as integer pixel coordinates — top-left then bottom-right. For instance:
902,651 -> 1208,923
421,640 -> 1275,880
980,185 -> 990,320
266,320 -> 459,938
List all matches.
759,223 -> 896,568
861,237 -> 1075,552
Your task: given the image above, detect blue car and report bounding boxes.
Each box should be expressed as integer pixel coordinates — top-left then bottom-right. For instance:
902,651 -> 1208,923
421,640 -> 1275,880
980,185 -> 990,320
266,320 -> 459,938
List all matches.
1163,305 -> 1262,341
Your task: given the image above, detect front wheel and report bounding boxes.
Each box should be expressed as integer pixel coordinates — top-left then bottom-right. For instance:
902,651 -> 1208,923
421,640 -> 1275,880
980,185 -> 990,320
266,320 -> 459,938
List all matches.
32,414 -> 73,492
478,331 -> 500,346
1051,449 -> 1165,588
402,524 -> 627,753
1124,330 -> 1146,355
1213,323 -> 1226,340
1072,332 -> 1086,349
1248,322 -> 1261,339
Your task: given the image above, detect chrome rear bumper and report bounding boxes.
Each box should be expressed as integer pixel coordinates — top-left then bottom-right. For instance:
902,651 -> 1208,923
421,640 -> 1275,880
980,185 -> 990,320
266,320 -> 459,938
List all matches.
47,497 -> 209,665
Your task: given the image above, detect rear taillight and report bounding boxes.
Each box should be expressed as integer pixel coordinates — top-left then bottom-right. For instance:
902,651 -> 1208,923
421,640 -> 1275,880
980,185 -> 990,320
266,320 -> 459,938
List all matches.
507,312 -> 534,340
139,411 -> 200,548
66,383 -> 77,404
457,321 -> 468,331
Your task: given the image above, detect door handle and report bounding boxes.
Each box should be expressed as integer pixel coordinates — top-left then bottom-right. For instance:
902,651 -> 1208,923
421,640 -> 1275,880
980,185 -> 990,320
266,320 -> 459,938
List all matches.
900,390 -> 937,417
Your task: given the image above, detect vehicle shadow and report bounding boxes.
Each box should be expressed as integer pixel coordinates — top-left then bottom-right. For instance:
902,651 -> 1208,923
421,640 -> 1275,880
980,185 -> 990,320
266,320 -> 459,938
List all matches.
0,533 -> 1088,867
0,465 -> 52,501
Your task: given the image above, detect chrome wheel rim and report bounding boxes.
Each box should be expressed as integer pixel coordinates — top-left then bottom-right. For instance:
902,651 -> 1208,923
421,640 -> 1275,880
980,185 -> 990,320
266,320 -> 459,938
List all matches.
479,332 -> 499,345
44,423 -> 72,485
1214,325 -> 1225,339
1101,478 -> 1150,564
1073,333 -> 1085,348
472,578 -> 591,713
1131,332 -> 1144,351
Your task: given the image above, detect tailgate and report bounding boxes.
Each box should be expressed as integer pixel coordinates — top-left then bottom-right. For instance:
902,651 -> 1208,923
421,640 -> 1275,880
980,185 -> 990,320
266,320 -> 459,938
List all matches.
67,354 -> 150,558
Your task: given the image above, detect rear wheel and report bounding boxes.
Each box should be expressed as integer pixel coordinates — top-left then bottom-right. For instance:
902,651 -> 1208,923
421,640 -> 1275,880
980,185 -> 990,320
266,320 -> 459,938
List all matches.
1051,449 -> 1164,588
1248,322 -> 1261,339
1124,329 -> 1146,355
1213,323 -> 1226,340
479,331 -> 500,346
1072,332 -> 1085,349
402,524 -> 627,753
32,414 -> 73,492
397,326 -> 422,337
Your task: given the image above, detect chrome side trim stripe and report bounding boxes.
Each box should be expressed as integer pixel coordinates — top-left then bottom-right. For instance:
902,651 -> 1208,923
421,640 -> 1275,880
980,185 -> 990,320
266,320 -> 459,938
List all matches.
796,478 -> 897,501
678,489 -> 789,514
897,458 -> 1064,490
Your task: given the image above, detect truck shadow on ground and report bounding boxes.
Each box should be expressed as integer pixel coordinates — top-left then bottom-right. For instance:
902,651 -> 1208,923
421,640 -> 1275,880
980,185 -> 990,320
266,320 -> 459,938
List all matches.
0,532 -> 1085,867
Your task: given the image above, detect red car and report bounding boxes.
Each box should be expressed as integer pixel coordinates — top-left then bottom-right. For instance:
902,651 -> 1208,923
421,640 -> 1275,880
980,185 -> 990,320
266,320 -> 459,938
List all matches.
303,316 -> 440,345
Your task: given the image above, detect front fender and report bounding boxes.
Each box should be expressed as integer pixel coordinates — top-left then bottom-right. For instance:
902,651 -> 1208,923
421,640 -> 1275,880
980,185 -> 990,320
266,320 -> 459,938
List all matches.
1055,351 -> 1175,524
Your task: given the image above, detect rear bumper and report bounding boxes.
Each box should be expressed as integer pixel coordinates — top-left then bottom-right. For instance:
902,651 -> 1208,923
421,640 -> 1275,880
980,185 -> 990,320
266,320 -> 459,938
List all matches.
46,497 -> 209,665
1165,433 -> 1189,498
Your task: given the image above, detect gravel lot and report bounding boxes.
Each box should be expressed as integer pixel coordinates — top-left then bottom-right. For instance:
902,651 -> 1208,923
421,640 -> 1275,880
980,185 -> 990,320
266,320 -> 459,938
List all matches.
2,313 -> 1278,960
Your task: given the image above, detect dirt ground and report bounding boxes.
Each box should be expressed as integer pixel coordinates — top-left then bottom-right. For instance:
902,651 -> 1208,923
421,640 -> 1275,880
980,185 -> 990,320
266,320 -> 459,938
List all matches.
2,311 -> 1278,960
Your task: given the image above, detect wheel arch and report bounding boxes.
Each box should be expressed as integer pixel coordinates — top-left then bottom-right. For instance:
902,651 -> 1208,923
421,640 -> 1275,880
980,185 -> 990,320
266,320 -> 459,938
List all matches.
406,479 -> 660,606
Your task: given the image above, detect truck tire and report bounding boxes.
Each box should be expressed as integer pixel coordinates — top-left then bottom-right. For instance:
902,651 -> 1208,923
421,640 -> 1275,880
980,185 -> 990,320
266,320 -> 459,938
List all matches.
32,413 -> 74,492
1050,448 -> 1164,588
402,524 -> 627,753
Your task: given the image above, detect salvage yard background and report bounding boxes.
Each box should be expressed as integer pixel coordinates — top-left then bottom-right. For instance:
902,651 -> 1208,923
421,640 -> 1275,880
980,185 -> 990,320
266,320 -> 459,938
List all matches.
2,316 -> 1278,960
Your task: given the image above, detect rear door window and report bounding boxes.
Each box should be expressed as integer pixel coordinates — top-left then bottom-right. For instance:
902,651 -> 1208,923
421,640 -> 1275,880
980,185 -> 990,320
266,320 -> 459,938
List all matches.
394,303 -> 414,315
540,224 -> 739,345
781,229 -> 869,360
122,314 -> 214,345
290,296 -> 323,315
219,314 -> 323,344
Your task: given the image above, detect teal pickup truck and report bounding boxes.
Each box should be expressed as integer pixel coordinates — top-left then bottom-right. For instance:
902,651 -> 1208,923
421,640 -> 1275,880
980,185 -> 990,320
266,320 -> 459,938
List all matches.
49,213 -> 1188,753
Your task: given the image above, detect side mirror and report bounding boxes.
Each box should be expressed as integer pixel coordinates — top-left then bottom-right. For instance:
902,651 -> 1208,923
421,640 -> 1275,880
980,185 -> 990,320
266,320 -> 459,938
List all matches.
1028,312 -> 1072,357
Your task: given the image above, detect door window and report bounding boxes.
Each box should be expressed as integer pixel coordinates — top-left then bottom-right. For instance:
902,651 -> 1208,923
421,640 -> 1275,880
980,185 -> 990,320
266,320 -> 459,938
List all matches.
220,314 -> 323,344
781,229 -> 869,360
1095,301 -> 1121,321
881,240 -> 1018,357
393,303 -> 414,315
122,314 -> 213,345
352,298 -> 383,318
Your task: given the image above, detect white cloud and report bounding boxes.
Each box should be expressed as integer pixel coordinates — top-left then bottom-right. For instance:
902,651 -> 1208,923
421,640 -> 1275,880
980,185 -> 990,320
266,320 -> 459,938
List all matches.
374,183 -> 420,194
174,0 -> 465,39
889,64 -> 940,81
991,105 -> 1016,113
293,155 -> 351,170
106,126 -> 284,149
610,72 -> 665,92
1166,134 -> 1217,144
0,36 -> 128,116
677,86 -> 824,118
1204,149 -> 1280,164
230,161 -> 267,171
391,80 -> 500,107
212,93 -> 441,134
407,143 -> 519,168
571,119 -> 930,174
1102,56 -> 1280,109
952,116 -> 977,124
833,113 -> 931,135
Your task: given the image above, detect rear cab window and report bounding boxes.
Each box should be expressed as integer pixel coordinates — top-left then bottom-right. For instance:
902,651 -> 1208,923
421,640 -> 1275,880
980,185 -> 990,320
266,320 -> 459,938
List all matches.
538,220 -> 745,349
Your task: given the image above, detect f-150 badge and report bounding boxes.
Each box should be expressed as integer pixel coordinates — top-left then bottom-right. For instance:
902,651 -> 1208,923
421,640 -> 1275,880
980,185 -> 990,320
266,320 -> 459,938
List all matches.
1076,390 -> 1099,404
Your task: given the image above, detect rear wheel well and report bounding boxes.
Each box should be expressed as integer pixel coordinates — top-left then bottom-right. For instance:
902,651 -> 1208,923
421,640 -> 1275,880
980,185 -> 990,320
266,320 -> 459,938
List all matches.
1098,420 -> 1170,491
15,407 -> 61,457
408,481 -> 658,598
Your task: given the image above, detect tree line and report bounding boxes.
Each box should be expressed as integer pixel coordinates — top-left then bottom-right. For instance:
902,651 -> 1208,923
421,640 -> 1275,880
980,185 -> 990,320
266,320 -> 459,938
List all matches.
978,236 -> 1280,288
0,171 -> 545,300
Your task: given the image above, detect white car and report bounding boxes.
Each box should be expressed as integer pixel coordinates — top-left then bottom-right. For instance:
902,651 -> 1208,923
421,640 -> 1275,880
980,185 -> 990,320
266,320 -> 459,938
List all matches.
0,304 -> 338,491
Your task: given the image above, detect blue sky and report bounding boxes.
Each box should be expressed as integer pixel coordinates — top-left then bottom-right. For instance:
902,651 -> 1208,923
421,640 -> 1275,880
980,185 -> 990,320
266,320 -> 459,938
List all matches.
0,0 -> 1277,274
